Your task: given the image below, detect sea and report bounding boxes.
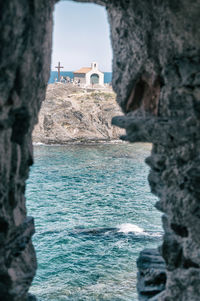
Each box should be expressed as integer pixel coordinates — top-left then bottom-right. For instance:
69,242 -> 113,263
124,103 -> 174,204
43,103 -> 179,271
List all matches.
49,71 -> 112,84
26,143 -> 162,301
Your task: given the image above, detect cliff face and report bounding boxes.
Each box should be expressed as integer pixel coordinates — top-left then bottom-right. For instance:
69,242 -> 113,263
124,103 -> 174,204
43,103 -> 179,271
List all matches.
79,0 -> 200,300
33,84 -> 124,144
0,1 -> 56,300
0,0 -> 200,300
106,1 -> 200,300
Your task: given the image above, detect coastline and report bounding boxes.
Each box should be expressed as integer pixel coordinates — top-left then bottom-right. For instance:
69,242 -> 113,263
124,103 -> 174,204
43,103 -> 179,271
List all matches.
33,83 -> 125,145
32,139 -> 126,147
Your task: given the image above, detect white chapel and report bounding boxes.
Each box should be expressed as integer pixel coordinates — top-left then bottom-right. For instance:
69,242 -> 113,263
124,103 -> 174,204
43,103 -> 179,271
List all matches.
73,62 -> 104,87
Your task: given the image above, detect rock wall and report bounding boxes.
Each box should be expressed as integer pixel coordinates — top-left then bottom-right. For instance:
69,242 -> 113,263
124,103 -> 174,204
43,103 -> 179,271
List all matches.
0,0 -> 56,300
78,0 -> 200,299
1,0 -> 200,300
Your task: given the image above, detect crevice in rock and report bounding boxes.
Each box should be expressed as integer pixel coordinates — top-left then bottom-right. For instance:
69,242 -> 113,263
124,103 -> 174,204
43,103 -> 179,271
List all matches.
0,217 -> 9,234
10,107 -> 30,145
170,223 -> 188,238
125,74 -> 161,116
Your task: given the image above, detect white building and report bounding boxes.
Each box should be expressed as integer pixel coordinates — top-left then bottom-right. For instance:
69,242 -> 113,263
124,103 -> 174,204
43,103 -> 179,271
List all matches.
73,62 -> 104,87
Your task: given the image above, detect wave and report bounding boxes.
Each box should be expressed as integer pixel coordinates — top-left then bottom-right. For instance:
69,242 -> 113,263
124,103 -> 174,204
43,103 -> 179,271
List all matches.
147,231 -> 163,238
69,224 -> 163,238
117,223 -> 145,234
117,223 -> 163,237
71,224 -> 146,236
33,142 -> 46,146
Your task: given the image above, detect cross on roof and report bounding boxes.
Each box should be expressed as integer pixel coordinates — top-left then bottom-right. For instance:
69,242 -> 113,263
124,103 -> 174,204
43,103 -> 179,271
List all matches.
55,61 -> 64,82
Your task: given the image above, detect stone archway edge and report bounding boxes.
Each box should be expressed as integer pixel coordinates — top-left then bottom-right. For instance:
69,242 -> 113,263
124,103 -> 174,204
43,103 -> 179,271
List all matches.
1,0 -> 200,300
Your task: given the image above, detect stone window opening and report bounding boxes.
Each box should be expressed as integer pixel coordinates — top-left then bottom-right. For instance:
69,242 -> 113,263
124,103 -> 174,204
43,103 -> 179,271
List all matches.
1,0 -> 199,300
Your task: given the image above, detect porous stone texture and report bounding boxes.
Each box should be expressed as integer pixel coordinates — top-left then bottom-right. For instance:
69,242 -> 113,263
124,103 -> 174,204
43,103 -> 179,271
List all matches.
137,249 -> 166,300
1,0 -> 200,300
33,83 -> 124,144
0,0 -> 56,300
78,0 -> 200,300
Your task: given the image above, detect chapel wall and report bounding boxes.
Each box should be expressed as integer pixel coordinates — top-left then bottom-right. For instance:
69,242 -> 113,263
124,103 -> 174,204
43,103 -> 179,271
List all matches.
74,73 -> 86,84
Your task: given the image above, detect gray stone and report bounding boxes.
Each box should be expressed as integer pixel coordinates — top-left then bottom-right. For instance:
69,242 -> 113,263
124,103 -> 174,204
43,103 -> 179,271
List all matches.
33,84 -> 124,144
1,0 -> 200,300
0,0 -> 56,299
137,248 -> 166,300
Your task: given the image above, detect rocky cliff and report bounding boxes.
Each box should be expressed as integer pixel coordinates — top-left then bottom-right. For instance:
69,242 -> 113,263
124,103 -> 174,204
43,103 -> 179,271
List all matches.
1,0 -> 200,300
79,0 -> 200,300
0,1 -> 55,300
33,84 -> 124,144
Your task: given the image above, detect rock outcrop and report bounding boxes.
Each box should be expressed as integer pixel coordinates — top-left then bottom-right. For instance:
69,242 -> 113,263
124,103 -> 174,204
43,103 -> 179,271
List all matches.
33,84 -> 124,144
79,0 -> 200,299
137,249 -> 166,300
106,1 -> 200,300
1,0 -> 200,300
0,0 -> 56,300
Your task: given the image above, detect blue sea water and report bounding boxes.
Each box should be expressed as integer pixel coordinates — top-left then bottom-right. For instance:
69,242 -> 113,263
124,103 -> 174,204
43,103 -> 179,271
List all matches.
26,143 -> 162,301
49,71 -> 112,84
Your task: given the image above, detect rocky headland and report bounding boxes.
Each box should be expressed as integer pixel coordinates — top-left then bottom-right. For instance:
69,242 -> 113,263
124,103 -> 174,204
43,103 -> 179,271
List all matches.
33,83 -> 124,144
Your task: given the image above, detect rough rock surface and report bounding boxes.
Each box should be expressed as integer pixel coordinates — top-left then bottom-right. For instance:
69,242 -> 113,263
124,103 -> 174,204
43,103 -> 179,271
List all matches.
0,0 -> 56,300
1,0 -> 200,300
137,249 -> 166,300
107,1 -> 200,300
33,84 -> 124,144
78,0 -> 200,300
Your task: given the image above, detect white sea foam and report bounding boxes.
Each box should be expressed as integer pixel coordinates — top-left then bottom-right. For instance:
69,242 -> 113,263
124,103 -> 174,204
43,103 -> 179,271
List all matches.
117,223 -> 145,234
148,232 -> 163,238
33,142 -> 62,146
33,142 -> 46,146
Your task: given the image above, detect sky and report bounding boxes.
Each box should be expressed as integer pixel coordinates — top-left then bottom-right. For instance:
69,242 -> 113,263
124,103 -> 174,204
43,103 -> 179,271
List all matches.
51,0 -> 112,72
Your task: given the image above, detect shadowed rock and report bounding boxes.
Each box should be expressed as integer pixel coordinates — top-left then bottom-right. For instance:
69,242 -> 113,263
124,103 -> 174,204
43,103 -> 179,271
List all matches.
1,0 -> 200,300
137,248 -> 166,300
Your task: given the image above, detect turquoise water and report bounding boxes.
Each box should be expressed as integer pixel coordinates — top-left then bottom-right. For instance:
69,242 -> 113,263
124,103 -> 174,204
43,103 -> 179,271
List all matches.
49,71 -> 112,84
26,143 -> 162,301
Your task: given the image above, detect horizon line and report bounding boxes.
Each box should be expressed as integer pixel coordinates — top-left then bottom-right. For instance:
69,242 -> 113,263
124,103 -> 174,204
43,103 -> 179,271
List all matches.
51,70 -> 112,73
